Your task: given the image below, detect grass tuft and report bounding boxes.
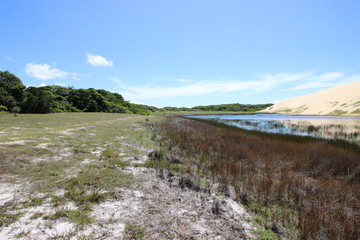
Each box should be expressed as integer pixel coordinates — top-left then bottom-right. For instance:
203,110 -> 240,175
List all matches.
124,224 -> 145,239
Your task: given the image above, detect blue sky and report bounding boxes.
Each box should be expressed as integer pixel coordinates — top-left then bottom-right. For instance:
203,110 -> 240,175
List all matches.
1,0 -> 360,107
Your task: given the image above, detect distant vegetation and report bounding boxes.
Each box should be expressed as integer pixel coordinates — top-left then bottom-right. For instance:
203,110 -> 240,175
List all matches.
0,71 -> 156,114
1,70 -> 272,115
163,103 -> 273,112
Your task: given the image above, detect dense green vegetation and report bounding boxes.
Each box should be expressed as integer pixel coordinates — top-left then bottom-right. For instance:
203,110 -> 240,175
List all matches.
0,71 -> 156,114
163,103 -> 273,112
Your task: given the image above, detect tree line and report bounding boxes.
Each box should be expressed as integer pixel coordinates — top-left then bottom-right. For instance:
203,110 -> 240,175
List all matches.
163,103 -> 273,112
0,71 -> 156,114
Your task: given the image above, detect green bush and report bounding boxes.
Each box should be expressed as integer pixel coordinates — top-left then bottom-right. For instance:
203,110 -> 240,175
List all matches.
0,105 -> 8,112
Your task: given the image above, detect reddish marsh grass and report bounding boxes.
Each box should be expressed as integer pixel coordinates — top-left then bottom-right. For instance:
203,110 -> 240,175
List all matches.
155,116 -> 360,239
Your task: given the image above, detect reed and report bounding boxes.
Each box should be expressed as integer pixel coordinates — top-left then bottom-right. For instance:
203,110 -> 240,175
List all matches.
154,116 -> 360,239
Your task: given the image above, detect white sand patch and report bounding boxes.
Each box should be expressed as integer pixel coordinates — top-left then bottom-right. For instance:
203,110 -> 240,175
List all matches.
115,136 -> 126,140
49,221 -> 74,237
55,127 -> 86,135
0,205 -> 52,239
0,140 -> 32,145
35,143 -> 50,148
59,148 -> 72,158
223,198 -> 254,237
90,150 -> 102,156
82,158 -> 97,165
0,183 -> 19,206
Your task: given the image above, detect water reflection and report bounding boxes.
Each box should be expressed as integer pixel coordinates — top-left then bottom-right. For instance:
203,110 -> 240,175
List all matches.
187,114 -> 360,145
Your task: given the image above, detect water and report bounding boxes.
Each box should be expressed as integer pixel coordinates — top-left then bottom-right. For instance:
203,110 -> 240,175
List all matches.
186,114 -> 360,144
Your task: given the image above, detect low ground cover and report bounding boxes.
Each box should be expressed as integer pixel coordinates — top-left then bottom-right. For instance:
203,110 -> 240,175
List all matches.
0,113 -> 158,238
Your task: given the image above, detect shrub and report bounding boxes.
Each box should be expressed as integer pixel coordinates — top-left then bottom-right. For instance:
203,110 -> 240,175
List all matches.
0,105 -> 8,112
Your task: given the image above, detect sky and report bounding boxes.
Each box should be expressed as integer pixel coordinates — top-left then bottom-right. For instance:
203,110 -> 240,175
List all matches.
1,0 -> 360,108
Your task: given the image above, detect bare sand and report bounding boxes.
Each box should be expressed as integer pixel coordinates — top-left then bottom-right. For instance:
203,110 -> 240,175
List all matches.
263,81 -> 360,115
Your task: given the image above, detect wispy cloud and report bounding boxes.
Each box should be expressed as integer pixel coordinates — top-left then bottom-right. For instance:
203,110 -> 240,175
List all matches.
176,78 -> 193,82
288,72 -> 354,90
118,71 -> 359,101
110,77 -> 121,84
25,63 -> 68,80
86,53 -> 113,67
120,79 -> 274,101
6,56 -> 15,62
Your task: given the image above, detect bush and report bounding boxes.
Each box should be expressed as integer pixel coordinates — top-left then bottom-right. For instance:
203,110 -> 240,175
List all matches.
10,106 -> 21,115
0,105 -> 8,112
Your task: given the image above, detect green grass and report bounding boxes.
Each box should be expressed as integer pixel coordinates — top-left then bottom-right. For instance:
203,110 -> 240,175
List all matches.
351,108 -> 360,114
276,108 -> 292,113
0,207 -> 24,227
23,197 -> 44,208
45,207 -> 93,229
124,224 -> 145,239
0,112 -> 161,230
252,228 -> 280,240
352,101 -> 360,107
328,109 -> 348,115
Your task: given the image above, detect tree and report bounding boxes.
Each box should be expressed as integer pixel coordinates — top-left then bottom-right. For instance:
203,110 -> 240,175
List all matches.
0,71 -> 25,111
22,87 -> 56,113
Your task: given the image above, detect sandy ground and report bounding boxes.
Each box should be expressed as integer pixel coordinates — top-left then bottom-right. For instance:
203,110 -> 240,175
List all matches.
263,81 -> 360,115
0,125 -> 257,240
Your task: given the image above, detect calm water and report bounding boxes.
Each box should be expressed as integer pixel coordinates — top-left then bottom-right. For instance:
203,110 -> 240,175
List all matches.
187,114 -> 360,144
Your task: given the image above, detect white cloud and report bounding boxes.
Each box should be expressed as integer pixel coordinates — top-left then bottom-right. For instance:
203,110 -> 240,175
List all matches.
110,77 -> 121,84
288,72 -> 354,90
25,63 -> 68,80
118,71 -> 360,102
55,82 -> 67,87
121,80 -> 273,101
40,82 -> 47,87
307,72 -> 344,82
86,53 -> 113,67
177,78 -> 192,82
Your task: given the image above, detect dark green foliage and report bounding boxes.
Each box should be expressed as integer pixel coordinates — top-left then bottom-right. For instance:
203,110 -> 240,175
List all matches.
163,103 -> 273,112
22,86 -> 56,113
0,71 -> 25,111
0,70 -> 158,114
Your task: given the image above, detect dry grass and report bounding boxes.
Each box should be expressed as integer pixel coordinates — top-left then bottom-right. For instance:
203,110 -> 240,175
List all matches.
155,116 -> 360,239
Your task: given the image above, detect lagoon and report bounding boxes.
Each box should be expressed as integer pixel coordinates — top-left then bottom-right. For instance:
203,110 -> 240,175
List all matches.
187,114 -> 360,144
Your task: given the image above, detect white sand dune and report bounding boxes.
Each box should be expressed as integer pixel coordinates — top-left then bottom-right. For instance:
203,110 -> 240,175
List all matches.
263,81 -> 360,115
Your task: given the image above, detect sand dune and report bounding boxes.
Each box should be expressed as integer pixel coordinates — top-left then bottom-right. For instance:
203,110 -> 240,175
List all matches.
263,81 -> 360,115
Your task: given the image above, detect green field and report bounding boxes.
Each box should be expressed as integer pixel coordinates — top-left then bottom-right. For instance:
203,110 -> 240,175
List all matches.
0,112 -> 159,238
